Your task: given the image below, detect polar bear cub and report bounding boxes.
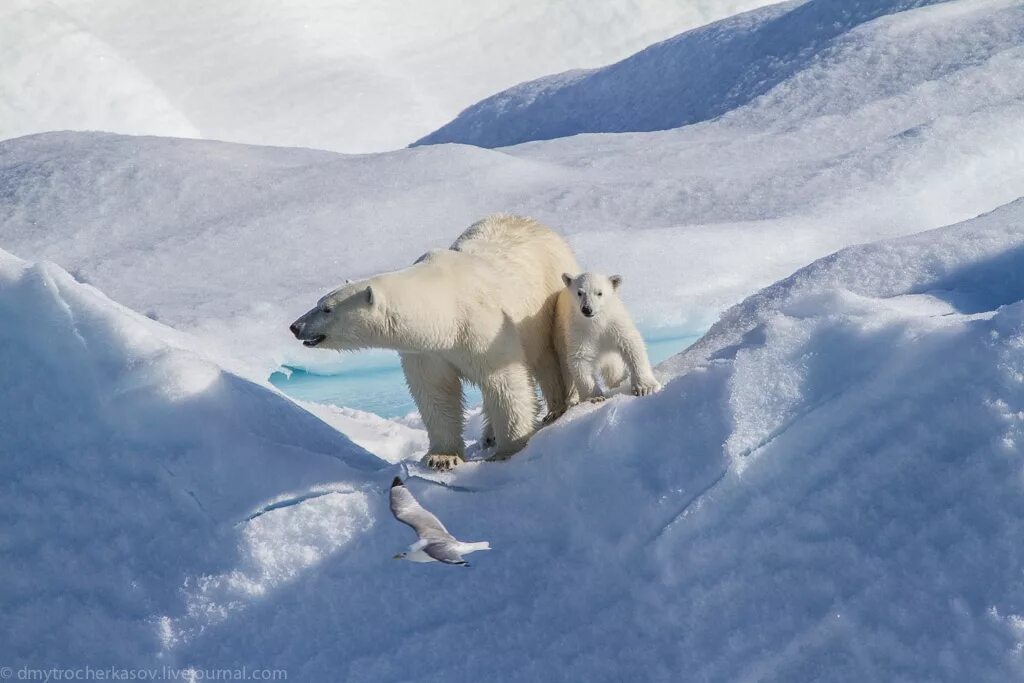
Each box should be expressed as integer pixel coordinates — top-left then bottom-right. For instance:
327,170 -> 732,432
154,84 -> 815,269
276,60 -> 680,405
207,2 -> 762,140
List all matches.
557,272 -> 662,404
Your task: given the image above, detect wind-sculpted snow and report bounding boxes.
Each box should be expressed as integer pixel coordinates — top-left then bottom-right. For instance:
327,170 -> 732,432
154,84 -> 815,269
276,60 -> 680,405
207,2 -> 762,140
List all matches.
659,198 -> 1024,378
2,3 -> 1023,378
417,0 -> 1022,147
1,0 -> 778,153
175,201 -> 1024,679
6,200 -> 1024,678
0,249 -> 385,665
4,46 -> 1024,373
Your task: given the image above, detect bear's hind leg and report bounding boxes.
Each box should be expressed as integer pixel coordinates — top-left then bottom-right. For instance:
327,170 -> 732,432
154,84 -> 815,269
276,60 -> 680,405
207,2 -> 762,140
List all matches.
534,343 -> 569,425
400,353 -> 465,470
482,364 -> 537,461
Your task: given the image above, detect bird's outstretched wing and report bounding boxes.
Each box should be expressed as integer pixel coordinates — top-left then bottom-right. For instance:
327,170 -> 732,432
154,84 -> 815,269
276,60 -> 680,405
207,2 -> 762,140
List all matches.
423,541 -> 468,566
390,477 -> 452,541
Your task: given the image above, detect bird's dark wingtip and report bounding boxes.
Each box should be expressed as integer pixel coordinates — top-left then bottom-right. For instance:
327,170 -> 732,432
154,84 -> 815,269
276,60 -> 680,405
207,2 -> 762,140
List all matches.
391,476 -> 403,488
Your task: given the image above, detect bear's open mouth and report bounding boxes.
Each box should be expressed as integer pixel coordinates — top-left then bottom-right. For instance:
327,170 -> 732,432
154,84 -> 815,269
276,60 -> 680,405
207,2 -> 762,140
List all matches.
302,335 -> 326,347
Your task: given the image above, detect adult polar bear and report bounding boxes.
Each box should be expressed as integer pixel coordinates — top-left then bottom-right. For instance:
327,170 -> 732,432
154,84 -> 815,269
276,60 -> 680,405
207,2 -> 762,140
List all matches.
290,214 -> 580,469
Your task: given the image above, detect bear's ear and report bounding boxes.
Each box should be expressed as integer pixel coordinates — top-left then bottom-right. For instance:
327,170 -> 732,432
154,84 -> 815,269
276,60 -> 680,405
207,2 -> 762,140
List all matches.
365,286 -> 375,305
610,275 -> 623,290
561,273 -> 574,287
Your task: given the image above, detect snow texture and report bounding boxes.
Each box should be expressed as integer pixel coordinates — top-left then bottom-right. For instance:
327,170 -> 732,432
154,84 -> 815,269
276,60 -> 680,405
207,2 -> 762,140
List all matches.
1,0 -> 777,153
417,0 -> 1024,148
5,0 -> 1024,678
5,195 -> 1024,680
4,0 -> 1024,375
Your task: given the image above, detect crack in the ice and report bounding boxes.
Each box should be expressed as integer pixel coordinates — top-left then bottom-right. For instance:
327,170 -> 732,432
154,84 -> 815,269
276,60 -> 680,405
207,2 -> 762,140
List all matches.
647,466 -> 729,546
242,487 -> 355,524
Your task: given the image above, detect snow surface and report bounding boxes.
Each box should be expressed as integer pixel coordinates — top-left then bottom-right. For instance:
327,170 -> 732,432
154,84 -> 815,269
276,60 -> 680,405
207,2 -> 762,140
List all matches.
0,248 -> 385,664
5,3 -> 1024,375
1,0 -> 777,153
6,195 -> 1024,679
417,0 -> 1024,148
6,0 -> 1024,676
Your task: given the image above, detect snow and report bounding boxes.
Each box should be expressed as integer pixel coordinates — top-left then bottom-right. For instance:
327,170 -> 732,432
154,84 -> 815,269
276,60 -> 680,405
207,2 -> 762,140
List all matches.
416,0 -> 1024,148
6,0 -> 1024,677
0,248 -> 384,663
6,197 -> 1024,678
4,0 -> 1024,372
1,0 -> 778,153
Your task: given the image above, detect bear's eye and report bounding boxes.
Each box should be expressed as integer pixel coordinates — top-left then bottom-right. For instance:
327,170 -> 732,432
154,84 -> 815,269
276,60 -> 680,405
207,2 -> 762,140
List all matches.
597,292 -> 603,297
577,291 -> 583,297
321,306 -> 332,314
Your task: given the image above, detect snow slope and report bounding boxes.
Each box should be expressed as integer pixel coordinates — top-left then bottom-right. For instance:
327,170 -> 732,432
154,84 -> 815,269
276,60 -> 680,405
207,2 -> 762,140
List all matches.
3,11 -> 1023,372
1,0 -> 777,153
3,0 -> 1021,375
416,0 -> 1024,148
0,248 -> 384,664
6,197 -> 1024,679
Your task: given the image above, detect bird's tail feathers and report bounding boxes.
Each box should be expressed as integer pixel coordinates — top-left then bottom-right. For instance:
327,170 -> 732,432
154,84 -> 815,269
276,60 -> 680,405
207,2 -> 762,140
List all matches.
466,541 -> 491,552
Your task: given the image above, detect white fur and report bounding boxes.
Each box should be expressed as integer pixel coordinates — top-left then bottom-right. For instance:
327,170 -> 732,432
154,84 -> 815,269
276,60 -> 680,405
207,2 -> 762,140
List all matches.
291,214 -> 579,465
556,272 -> 662,404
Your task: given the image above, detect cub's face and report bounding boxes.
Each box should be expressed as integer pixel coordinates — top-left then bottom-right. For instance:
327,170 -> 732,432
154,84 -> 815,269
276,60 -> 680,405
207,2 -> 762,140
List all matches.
289,282 -> 380,351
562,272 -> 621,320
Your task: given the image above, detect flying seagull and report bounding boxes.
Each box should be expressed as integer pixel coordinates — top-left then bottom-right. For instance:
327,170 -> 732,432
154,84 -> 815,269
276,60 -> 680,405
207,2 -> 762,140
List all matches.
390,477 -> 490,566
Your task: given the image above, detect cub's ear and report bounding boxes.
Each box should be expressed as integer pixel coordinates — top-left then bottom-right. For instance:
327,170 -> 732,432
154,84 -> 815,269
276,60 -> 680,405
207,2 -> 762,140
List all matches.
561,273 -> 574,287
610,275 -> 623,290
365,285 -> 375,305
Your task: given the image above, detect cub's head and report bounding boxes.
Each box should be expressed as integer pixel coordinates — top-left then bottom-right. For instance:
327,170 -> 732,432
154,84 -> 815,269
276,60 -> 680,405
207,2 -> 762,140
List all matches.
561,272 -> 622,320
289,280 -> 384,351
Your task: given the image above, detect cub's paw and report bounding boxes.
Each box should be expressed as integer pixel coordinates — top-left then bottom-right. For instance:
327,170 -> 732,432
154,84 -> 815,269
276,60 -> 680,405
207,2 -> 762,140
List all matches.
422,454 -> 463,471
588,395 -> 607,404
631,379 -> 662,397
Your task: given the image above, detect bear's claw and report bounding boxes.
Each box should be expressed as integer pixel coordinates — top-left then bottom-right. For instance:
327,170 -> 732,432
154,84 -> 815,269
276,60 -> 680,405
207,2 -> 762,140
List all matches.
631,380 -> 662,397
540,409 -> 565,425
423,454 -> 463,471
485,451 -> 514,462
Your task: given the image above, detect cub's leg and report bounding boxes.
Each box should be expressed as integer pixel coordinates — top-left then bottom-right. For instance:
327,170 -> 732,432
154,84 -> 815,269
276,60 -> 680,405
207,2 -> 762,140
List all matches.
613,326 -> 662,396
599,353 -> 629,391
400,353 -> 465,470
568,355 -> 603,404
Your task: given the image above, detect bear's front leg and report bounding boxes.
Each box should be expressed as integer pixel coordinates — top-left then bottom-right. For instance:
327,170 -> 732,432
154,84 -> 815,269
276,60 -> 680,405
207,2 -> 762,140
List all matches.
481,364 -> 537,461
400,353 -> 466,470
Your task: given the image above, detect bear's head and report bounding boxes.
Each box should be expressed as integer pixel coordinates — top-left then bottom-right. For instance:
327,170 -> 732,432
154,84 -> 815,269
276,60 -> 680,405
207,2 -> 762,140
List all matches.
289,280 -> 384,351
562,272 -> 622,320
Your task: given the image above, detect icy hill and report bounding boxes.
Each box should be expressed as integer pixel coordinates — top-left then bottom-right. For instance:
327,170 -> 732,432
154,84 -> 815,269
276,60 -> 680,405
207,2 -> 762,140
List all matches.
5,198 -> 1024,679
3,1 -> 1021,376
416,0 -> 1024,147
1,0 -> 776,153
0,248 -> 384,664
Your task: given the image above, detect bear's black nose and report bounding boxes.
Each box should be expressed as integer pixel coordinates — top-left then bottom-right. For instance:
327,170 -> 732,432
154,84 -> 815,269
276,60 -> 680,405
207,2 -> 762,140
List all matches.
581,306 -> 593,317
289,322 -> 303,337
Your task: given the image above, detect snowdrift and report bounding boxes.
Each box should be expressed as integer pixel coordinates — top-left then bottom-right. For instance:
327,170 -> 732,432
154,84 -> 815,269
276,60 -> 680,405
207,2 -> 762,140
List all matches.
4,1 -> 1024,377
4,37 -> 1024,372
0,248 -> 385,665
1,0 -> 777,153
417,0 -> 1024,148
5,197 -> 1024,679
